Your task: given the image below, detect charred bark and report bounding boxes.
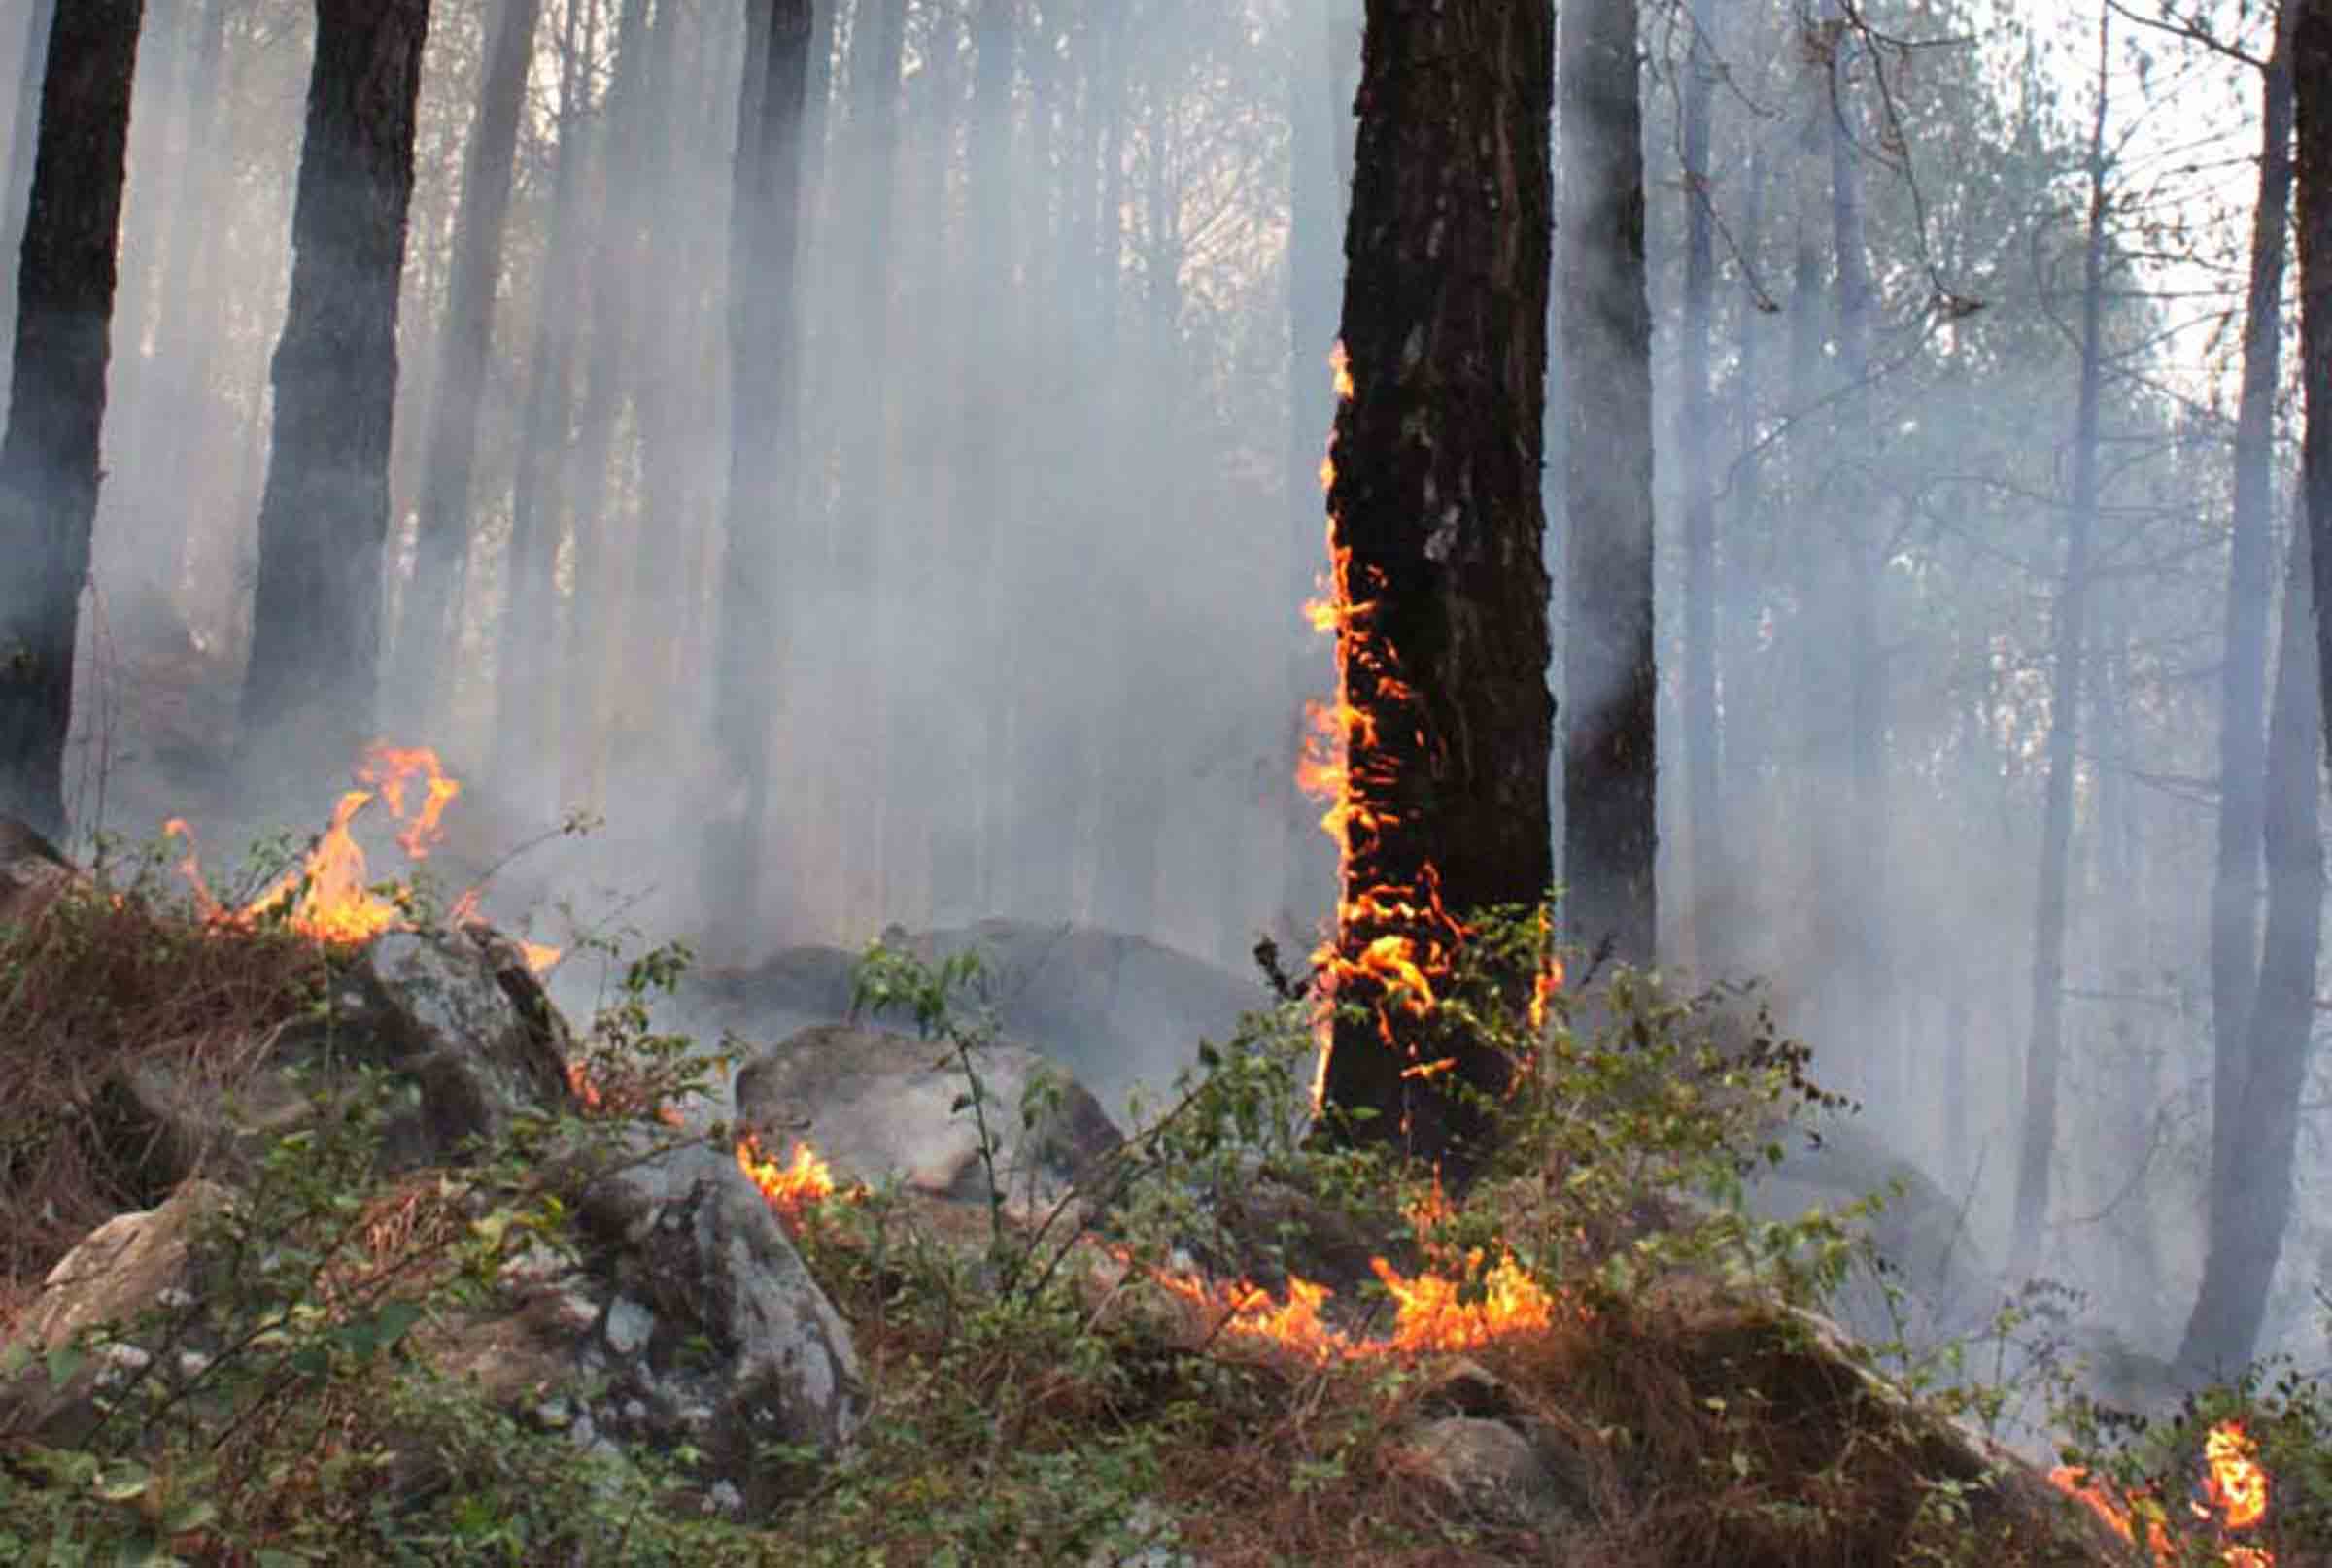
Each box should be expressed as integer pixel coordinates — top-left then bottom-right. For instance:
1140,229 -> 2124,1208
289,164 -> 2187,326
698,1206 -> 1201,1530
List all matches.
1316,0 -> 1555,1181
235,0 -> 429,812
392,0 -> 544,733
703,0 -> 813,936
0,0 -> 142,839
2206,4 -> 2293,1309
1560,0 -> 1659,969
2009,7 -> 2109,1279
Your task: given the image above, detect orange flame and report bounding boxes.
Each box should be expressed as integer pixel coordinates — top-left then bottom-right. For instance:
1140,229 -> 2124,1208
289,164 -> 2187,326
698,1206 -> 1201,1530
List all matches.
166,741 -> 560,971
736,1133 -> 840,1228
2045,1419 -> 2273,1566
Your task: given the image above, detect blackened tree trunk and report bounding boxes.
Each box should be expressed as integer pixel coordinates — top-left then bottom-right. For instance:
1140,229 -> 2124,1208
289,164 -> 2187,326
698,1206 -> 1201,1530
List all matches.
2307,0 -> 2332,767
1560,0 -> 1658,969
1677,0 -> 1718,971
235,1 -> 429,809
2205,3 -> 2293,1305
392,0 -> 543,733
0,0 -> 142,839
703,0 -> 812,936
1316,0 -> 1554,1181
2009,6 -> 2109,1279
2180,511 -> 2326,1376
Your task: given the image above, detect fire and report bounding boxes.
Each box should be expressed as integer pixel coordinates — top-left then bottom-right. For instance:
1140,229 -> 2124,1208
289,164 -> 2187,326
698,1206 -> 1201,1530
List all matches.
736,1132 -> 840,1228
166,741 -> 561,971
2045,1419 -> 2272,1566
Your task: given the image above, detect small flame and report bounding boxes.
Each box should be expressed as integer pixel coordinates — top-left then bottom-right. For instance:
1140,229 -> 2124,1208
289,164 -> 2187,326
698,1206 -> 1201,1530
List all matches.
2045,1419 -> 2273,1566
736,1133 -> 840,1228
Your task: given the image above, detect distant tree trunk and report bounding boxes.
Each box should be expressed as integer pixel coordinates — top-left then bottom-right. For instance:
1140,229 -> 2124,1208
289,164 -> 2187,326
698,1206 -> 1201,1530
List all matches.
0,0 -> 55,384
1560,0 -> 1658,969
559,0 -> 654,809
1677,0 -> 1719,971
2180,513 -> 2326,1376
494,0 -> 594,810
2206,5 -> 2293,1296
391,0 -> 542,735
237,1 -> 429,810
1316,0 -> 1554,1183
1723,145 -> 1766,937
2308,0 -> 2332,772
0,0 -> 142,839
703,0 -> 812,937
2010,7 -> 2109,1278
941,0 -> 1012,921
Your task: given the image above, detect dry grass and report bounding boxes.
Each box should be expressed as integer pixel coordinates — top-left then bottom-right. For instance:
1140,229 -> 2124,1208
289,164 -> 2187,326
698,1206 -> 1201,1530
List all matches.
0,880 -> 326,1282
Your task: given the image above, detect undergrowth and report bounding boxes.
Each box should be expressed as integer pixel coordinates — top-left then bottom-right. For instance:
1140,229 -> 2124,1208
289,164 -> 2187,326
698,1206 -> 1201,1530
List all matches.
0,845 -> 2313,1565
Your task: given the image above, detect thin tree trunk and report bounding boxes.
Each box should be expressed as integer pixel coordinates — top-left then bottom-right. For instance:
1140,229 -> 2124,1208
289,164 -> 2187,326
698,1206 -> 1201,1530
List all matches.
1560,0 -> 1659,968
392,0 -> 544,734
2309,0 -> 2332,767
2180,512 -> 2326,1375
0,0 -> 142,838
2209,7 -> 2294,1181
0,0 -> 57,406
703,0 -> 813,937
2010,6 -> 2110,1278
1317,0 -> 1554,1183
1678,0 -> 1719,971
495,0 -> 595,810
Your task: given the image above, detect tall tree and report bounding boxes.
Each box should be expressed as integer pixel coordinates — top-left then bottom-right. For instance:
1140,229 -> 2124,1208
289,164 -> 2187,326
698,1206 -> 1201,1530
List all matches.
1676,0 -> 1719,969
1315,0 -> 1554,1181
2181,513 -> 2324,1376
1560,0 -> 1658,968
2203,0 -> 2293,1333
703,0 -> 814,936
391,0 -> 545,733
2009,4 -> 2110,1279
0,0 -> 143,838
235,0 -> 430,808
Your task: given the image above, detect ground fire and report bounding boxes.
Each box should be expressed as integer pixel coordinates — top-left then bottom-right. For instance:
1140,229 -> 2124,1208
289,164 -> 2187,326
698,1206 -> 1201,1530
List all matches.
2045,1419 -> 2273,1566
736,1133 -> 841,1228
164,740 -> 559,973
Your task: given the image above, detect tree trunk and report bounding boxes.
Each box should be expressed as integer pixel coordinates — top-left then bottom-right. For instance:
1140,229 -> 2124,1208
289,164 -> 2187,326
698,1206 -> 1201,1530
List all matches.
2180,512 -> 2326,1376
1560,0 -> 1658,970
494,0 -> 595,810
703,0 -> 813,937
0,0 -> 55,381
2009,6 -> 2110,1279
1316,0 -> 1554,1183
391,0 -> 543,735
2206,3 -> 2294,1309
0,0 -> 142,839
1678,0 -> 1718,972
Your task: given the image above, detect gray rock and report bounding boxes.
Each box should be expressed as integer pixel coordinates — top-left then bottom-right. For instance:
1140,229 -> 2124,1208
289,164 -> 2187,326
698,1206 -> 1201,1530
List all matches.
1410,1415 -> 1580,1534
734,1022 -> 1125,1211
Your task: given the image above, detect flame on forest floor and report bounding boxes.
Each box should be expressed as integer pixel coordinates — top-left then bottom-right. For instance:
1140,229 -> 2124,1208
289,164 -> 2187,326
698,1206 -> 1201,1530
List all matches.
165,741 -> 559,973
2045,1419 -> 2273,1566
736,1133 -> 844,1228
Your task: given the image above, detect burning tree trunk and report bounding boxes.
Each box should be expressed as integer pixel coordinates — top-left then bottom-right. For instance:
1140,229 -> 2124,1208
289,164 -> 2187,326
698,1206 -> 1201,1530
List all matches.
2180,512 -> 2326,1377
2009,5 -> 2110,1280
2203,0 -> 2293,1339
703,0 -> 813,937
1560,0 -> 1658,969
0,0 -> 142,840
236,0 -> 429,812
392,0 -> 544,734
1313,0 -> 1554,1181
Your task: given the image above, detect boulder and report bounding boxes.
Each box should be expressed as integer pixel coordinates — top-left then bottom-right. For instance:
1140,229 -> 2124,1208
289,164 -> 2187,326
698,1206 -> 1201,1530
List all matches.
690,918 -> 1270,1127
734,1022 -> 1124,1211
93,922 -> 579,1198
